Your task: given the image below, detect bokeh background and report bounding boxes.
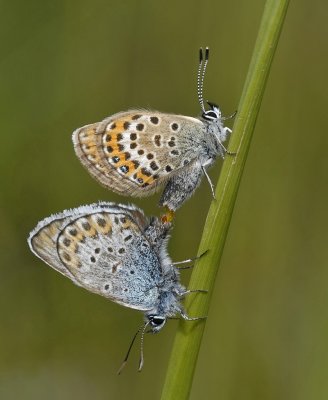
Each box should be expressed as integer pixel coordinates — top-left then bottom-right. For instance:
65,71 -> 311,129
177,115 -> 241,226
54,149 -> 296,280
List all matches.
1,1 -> 327,399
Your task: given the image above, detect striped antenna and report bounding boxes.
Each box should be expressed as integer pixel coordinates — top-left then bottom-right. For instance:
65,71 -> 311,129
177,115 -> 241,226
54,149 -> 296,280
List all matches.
138,321 -> 150,372
117,323 -> 145,375
197,47 -> 210,113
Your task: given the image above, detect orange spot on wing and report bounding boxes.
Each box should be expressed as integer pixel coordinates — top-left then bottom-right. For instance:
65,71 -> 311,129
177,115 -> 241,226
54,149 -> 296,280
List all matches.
108,122 -> 124,135
124,160 -> 138,175
106,117 -> 134,135
134,171 -> 155,186
120,218 -> 133,229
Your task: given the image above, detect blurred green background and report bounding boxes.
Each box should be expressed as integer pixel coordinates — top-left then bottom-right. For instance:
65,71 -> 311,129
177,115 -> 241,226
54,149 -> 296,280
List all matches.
1,0 -> 327,399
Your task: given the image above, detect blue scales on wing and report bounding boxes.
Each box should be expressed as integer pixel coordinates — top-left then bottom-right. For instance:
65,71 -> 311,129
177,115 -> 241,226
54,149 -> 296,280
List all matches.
28,202 -> 163,311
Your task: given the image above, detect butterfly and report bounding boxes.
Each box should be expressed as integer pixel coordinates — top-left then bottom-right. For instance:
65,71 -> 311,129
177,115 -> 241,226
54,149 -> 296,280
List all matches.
72,48 -> 234,221
28,202 -> 205,371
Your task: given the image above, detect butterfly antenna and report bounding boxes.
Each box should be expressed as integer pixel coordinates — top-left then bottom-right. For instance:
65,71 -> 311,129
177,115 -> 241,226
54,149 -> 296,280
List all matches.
138,321 -> 150,372
197,47 -> 209,114
197,48 -> 205,113
117,323 -> 144,375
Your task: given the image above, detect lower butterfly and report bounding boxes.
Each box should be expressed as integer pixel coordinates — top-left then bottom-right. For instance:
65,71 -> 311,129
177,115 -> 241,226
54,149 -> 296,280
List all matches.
28,202 -> 206,371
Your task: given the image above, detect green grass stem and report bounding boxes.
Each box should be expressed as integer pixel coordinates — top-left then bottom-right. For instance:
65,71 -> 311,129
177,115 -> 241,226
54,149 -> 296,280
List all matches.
161,0 -> 290,398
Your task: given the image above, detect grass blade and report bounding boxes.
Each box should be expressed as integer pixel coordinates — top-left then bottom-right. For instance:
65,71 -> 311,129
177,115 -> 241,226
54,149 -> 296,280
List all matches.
161,0 -> 290,398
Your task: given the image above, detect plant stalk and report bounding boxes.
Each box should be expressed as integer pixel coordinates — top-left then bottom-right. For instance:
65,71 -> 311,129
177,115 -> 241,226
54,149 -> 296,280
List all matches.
161,0 -> 290,398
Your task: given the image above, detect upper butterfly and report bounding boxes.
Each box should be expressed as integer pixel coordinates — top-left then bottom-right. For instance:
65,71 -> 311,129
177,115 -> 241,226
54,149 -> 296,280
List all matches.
72,48 -> 234,218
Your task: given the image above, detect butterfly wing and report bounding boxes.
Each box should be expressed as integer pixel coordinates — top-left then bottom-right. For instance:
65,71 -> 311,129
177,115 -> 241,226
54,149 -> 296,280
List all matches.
28,202 -> 162,311
72,110 -> 205,197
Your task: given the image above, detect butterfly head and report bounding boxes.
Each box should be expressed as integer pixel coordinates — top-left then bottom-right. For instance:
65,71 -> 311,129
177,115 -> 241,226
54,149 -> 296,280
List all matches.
202,101 -> 222,122
147,314 -> 166,333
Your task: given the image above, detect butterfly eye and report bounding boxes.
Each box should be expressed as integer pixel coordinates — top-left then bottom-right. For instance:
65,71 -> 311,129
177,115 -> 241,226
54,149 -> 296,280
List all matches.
202,110 -> 219,121
148,315 -> 166,331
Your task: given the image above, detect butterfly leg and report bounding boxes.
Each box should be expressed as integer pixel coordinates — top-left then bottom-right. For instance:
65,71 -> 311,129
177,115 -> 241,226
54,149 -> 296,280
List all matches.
180,312 -> 207,321
175,265 -> 194,270
180,289 -> 208,296
218,138 -> 235,157
159,161 -> 203,211
201,164 -> 215,199
218,128 -> 236,156
172,250 -> 208,269
174,286 -> 208,297
221,110 -> 237,121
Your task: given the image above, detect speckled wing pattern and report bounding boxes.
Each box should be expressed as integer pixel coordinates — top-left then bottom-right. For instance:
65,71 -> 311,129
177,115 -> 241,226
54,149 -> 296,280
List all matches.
72,110 -> 204,197
28,202 -> 163,311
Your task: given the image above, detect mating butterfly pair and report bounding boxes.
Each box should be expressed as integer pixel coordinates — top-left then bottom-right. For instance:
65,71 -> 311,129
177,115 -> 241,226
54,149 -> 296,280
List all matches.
28,48 -> 233,371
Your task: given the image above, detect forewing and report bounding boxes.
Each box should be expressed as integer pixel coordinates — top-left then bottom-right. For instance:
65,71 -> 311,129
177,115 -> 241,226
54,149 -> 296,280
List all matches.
28,202 -> 162,311
72,110 -> 204,197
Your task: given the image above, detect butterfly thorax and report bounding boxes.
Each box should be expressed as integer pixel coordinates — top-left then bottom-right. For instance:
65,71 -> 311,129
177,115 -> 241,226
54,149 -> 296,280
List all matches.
146,277 -> 184,321
201,117 -> 229,159
144,237 -> 184,322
